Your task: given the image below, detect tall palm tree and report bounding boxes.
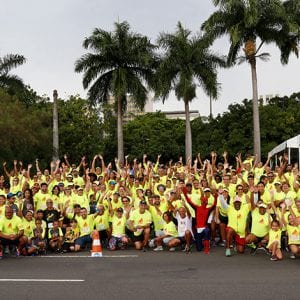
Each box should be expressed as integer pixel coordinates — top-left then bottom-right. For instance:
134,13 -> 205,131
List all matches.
202,0 -> 300,161
155,22 -> 225,162
75,21 -> 156,164
0,54 -> 26,92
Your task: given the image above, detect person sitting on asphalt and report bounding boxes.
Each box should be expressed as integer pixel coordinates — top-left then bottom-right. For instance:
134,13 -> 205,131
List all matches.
29,219 -> 47,255
218,190 -> 251,257
108,207 -> 129,250
245,201 -> 269,253
153,211 -> 181,252
281,202 -> 300,259
0,206 -> 25,258
128,200 -> 152,251
62,219 -> 80,252
74,207 -> 94,252
48,220 -> 64,253
168,198 -> 193,253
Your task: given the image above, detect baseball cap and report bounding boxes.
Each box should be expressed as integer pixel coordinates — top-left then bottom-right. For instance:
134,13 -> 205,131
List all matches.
117,207 -> 123,213
258,203 -> 267,208
233,196 -> 242,203
140,200 -> 147,205
7,192 -> 16,199
203,188 -> 211,192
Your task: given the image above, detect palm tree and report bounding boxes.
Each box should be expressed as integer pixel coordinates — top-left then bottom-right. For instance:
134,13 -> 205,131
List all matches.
75,21 -> 156,164
0,54 -> 26,92
155,22 -> 225,162
202,0 -> 300,161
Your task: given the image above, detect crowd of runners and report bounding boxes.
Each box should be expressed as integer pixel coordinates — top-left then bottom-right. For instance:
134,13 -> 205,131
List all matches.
0,152 -> 299,261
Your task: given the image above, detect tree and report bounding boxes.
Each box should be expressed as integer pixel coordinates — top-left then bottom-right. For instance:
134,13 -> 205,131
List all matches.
0,54 -> 26,93
155,22 -> 225,162
53,90 -> 59,161
75,21 -> 157,164
202,0 -> 300,161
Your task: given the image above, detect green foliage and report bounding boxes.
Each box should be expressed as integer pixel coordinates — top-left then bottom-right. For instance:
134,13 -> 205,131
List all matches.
57,96 -> 104,163
0,88 -> 52,167
123,112 -> 185,163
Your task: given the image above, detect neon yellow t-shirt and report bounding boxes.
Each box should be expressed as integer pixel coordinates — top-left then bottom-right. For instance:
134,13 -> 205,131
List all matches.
251,209 -> 269,238
94,212 -> 110,231
111,215 -> 126,237
227,204 -> 250,237
22,219 -> 36,238
77,215 -> 94,237
267,229 -> 282,248
286,224 -> 300,245
163,221 -> 178,237
129,209 -> 152,236
0,215 -> 23,234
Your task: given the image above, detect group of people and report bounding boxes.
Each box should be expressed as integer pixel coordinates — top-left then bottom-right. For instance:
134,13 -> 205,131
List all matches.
0,152 -> 299,261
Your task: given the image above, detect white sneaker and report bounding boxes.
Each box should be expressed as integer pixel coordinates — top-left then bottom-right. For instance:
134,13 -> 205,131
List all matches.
153,246 -> 163,251
169,247 -> 176,252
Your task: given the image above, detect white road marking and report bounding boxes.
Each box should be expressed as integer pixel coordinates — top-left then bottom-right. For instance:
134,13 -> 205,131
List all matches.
35,255 -> 138,258
0,279 -> 84,282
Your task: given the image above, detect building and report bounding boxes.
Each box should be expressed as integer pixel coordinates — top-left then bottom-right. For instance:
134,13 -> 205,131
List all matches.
161,110 -> 200,121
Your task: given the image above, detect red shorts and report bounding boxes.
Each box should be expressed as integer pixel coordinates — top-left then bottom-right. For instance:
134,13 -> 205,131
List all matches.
226,227 -> 245,246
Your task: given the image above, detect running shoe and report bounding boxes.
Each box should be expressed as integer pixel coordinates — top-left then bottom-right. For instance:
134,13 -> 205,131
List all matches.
225,248 -> 231,257
270,255 -> 278,261
153,246 -> 163,251
290,254 -> 296,259
169,247 -> 176,252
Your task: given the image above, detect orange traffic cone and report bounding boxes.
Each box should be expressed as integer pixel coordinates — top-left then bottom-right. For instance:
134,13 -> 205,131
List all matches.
91,230 -> 103,257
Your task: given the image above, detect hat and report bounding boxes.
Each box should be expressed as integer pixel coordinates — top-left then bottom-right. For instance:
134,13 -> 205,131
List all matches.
258,203 -> 267,208
274,181 -> 282,185
140,200 -> 147,205
58,182 -> 64,186
7,192 -> 16,199
203,188 -> 211,192
16,191 -> 23,197
223,188 -> 229,193
66,174 -> 73,178
233,196 -> 242,203
77,187 -> 84,191
108,180 -> 116,185
113,191 -> 120,196
117,207 -> 123,213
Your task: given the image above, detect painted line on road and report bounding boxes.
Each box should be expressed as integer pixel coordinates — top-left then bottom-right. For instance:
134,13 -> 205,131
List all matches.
35,255 -> 139,258
0,279 -> 84,282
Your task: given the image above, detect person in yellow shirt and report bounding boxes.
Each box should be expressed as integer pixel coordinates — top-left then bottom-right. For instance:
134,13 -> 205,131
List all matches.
74,207 -> 95,252
267,218 -> 283,261
109,207 -> 129,250
48,220 -> 64,253
281,204 -> 300,259
128,200 -> 152,251
62,219 -> 80,252
245,202 -> 269,252
93,204 -> 111,245
153,211 -> 180,251
219,194 -> 250,257
216,188 -> 231,247
0,206 -> 25,258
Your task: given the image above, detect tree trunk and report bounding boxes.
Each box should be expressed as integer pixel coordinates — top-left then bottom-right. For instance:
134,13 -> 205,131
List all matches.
184,99 -> 192,163
117,96 -> 124,165
250,58 -> 261,161
53,90 -> 59,161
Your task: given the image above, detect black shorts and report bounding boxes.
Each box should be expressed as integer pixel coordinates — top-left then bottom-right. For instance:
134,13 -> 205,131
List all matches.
132,234 -> 144,243
178,237 -> 186,244
0,237 -> 19,246
219,213 -> 228,225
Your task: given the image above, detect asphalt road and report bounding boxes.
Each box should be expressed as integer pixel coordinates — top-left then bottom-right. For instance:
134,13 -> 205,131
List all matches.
0,247 -> 299,300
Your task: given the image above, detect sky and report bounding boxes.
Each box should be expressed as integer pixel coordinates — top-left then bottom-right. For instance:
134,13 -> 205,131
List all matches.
1,0 -> 299,117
